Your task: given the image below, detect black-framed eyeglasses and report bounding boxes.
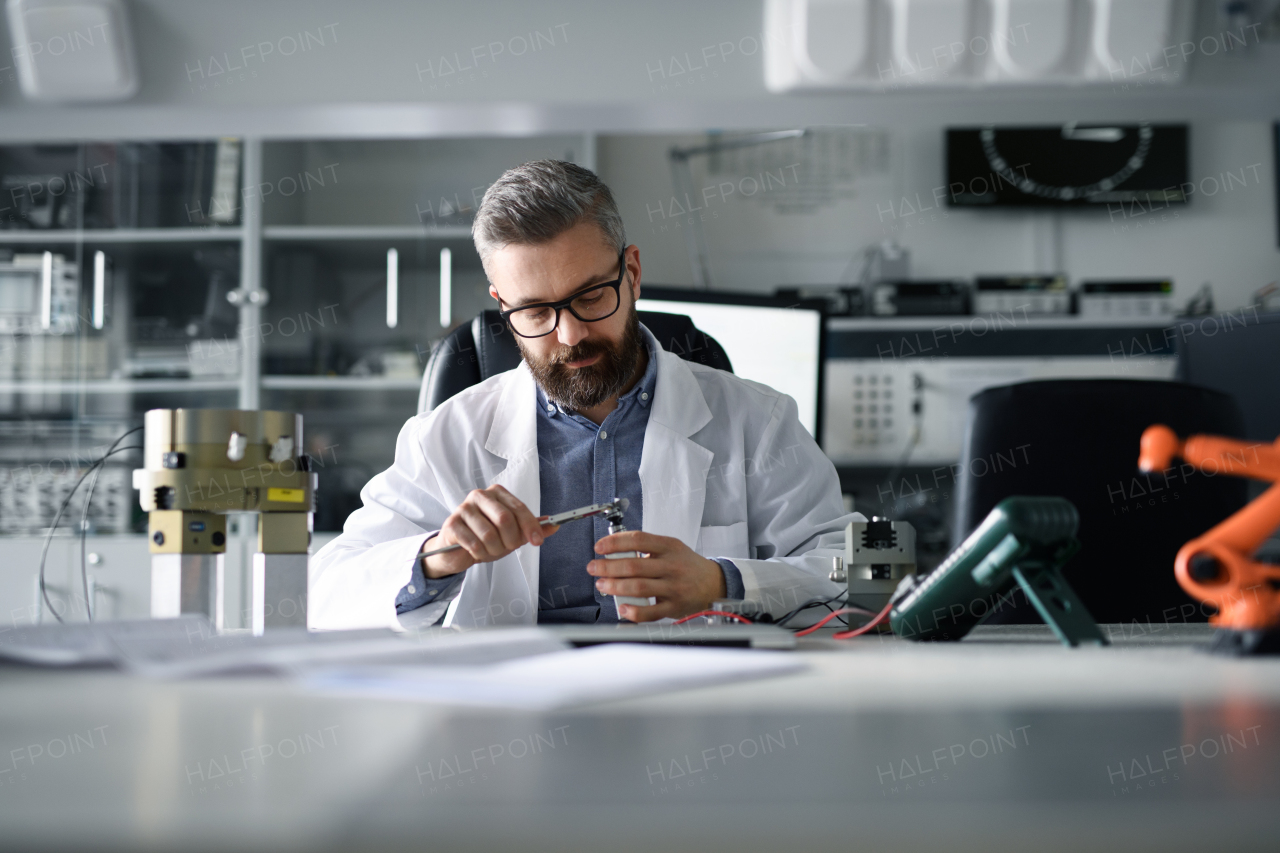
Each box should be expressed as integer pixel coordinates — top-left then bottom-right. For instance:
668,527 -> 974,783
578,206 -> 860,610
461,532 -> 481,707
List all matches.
497,251 -> 627,339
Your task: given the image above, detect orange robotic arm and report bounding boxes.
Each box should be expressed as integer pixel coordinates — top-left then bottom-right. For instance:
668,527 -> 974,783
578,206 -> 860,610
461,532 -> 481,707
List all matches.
1138,425 -> 1280,631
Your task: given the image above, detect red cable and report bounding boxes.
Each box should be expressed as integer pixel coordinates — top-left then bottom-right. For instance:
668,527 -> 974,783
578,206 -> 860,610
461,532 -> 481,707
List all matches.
672,610 -> 755,625
792,608 -> 861,637
831,599 -> 895,639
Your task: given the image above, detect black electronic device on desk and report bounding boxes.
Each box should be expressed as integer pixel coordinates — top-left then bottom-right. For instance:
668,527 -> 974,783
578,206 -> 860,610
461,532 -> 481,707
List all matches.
544,623 -> 796,650
974,275 -> 1069,315
890,496 -> 1107,647
869,280 -> 970,316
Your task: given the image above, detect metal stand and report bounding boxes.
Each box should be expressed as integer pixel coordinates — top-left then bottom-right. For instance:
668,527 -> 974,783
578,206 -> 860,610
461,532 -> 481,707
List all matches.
1009,564 -> 1107,647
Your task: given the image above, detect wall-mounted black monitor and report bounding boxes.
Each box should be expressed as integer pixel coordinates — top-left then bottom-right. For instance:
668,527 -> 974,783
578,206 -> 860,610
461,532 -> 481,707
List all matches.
946,124 -> 1189,208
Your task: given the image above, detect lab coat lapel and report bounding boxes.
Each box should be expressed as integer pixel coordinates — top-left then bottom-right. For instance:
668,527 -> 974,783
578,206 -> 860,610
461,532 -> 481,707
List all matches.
485,360 -> 541,519
470,363 -> 541,621
639,337 -> 714,549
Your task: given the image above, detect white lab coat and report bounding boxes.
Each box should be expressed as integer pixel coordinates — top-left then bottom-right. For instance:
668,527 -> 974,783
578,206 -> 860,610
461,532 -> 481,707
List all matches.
310,325 -> 859,631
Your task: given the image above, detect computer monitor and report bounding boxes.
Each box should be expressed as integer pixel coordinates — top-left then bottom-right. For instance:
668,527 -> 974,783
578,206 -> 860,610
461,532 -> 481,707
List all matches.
636,287 -> 824,440
1177,310 -> 1280,443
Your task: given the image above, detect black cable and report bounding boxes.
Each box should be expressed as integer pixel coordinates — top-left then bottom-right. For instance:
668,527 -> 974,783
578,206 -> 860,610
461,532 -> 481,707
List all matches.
39,428 -> 141,623
776,590 -> 864,628
78,427 -> 144,621
79,463 -> 101,621
39,444 -> 140,623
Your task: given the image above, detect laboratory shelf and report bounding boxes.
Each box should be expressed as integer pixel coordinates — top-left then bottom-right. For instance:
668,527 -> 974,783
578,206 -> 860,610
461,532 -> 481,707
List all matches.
261,376 -> 422,390
0,228 -> 243,244
262,225 -> 472,241
0,378 -> 239,394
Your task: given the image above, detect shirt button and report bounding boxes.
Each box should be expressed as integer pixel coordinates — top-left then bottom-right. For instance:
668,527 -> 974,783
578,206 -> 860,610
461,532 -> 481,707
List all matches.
599,430 -> 608,440
407,585 -> 416,594
640,392 -> 649,401
428,590 -> 437,597
547,404 -> 554,412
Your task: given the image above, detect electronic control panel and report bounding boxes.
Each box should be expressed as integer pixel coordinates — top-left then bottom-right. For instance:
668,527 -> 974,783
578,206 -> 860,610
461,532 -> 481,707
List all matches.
823,316 -> 1178,466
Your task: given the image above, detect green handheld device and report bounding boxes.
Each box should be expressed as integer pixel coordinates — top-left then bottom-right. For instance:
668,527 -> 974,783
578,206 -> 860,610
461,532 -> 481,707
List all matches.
889,496 -> 1107,647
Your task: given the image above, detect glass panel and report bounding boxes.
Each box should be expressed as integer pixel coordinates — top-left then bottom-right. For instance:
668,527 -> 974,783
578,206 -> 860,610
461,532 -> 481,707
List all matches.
0,140 -> 242,624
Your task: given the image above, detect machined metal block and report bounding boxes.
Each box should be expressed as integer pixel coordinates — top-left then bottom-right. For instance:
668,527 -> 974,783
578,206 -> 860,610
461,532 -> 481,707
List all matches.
251,552 -> 308,635
151,553 -> 224,629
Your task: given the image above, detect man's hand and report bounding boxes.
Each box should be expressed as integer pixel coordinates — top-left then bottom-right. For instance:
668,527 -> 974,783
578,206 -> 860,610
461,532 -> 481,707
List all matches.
421,485 -> 559,578
587,531 -> 727,622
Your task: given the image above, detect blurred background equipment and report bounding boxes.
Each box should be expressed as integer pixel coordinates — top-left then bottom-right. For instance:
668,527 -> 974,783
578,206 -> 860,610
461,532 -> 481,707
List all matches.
946,125 -> 1190,207
1078,280 -> 1175,319
133,408 -> 315,633
0,419 -> 135,535
974,275 -> 1070,315
766,0 -> 1198,90
869,280 -> 969,316
0,251 -> 79,334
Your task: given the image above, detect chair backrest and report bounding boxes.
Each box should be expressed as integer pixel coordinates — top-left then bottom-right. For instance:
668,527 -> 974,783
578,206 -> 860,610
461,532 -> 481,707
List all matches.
954,378 -> 1247,624
419,309 -> 733,414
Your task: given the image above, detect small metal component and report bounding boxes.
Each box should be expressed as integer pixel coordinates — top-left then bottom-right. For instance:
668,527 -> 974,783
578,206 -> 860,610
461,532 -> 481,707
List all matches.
152,553 -> 224,628
227,288 -> 270,307
602,499 -> 654,610
418,498 -> 630,559
706,599 -> 764,624
863,518 -> 897,549
149,511 -> 226,555
841,518 -> 917,612
829,556 -> 847,583
161,452 -> 185,469
226,431 -> 247,462
252,553 -> 307,633
268,435 -> 294,463
258,512 -> 309,553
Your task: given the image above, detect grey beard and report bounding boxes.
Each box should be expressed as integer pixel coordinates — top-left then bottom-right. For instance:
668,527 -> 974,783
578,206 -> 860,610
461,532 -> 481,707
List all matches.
519,307 -> 643,412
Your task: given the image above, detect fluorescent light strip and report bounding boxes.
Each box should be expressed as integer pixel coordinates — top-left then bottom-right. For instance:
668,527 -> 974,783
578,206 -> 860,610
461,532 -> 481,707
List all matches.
386,247 -> 399,329
40,251 -> 52,330
92,251 -> 106,329
439,247 -> 452,328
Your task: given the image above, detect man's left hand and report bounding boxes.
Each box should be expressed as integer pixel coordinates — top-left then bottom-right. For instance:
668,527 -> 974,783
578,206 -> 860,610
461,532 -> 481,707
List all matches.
587,531 -> 727,622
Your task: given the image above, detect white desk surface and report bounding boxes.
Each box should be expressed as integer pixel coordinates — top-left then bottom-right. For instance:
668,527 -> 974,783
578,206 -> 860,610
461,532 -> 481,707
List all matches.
1,624 -> 1278,852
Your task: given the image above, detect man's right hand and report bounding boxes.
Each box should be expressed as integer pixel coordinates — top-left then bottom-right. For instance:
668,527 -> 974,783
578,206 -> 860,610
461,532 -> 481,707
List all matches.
420,485 -> 559,578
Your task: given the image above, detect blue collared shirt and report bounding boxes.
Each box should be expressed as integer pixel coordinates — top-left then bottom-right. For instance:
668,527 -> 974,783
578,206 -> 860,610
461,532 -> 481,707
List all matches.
396,329 -> 743,621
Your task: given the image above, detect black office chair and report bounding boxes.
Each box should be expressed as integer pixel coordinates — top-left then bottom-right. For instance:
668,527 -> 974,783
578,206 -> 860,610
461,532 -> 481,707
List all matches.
953,379 -> 1248,624
419,309 -> 733,413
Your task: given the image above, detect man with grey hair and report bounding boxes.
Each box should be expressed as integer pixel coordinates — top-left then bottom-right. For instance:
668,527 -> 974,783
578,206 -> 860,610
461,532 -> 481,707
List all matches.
311,160 -> 859,630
